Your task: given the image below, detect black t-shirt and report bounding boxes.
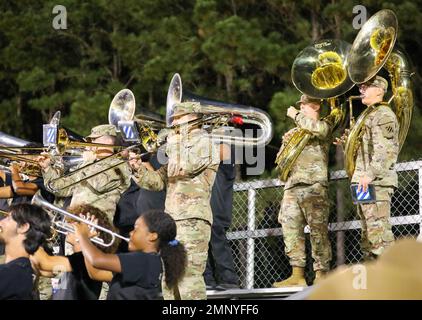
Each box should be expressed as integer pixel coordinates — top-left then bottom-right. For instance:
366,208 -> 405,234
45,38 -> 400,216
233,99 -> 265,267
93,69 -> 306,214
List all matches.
0,257 -> 34,300
107,251 -> 162,300
52,252 -> 102,300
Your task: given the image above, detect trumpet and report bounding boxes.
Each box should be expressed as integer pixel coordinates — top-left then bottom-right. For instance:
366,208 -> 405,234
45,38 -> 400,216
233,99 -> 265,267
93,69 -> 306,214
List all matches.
31,193 -> 129,247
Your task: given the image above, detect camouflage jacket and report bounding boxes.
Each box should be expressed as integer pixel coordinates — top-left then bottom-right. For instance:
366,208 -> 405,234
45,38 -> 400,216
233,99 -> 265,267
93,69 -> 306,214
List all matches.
351,102 -> 399,188
134,128 -> 220,224
42,157 -> 131,223
280,112 -> 332,190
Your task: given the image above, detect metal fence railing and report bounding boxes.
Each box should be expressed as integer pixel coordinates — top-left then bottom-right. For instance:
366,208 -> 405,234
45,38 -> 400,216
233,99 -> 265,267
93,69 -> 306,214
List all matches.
229,160 -> 422,289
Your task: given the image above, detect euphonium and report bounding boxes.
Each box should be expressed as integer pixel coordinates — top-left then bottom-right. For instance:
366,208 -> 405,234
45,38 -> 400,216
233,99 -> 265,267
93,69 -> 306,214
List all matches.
344,9 -> 414,177
276,39 -> 353,181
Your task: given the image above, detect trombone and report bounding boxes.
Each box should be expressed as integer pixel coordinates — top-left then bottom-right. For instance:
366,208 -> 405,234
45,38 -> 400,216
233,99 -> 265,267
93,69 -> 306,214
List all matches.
55,128 -> 126,155
46,143 -> 141,193
31,193 -> 129,247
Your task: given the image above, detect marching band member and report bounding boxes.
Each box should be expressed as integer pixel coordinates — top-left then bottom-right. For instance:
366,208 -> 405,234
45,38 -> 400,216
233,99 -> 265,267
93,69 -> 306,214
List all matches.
74,210 -> 187,300
336,76 -> 398,260
30,205 -> 119,300
37,124 -> 131,300
37,124 -> 131,225
273,94 -> 332,288
129,102 -> 221,300
0,143 -> 54,206
0,203 -> 51,300
0,144 -> 55,299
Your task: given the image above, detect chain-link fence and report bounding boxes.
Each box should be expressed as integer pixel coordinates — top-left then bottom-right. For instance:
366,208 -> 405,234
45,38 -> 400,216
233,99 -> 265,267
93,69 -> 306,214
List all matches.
229,160 -> 422,289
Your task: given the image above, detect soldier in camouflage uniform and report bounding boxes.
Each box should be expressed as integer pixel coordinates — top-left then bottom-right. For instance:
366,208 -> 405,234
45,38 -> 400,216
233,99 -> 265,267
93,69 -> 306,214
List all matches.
273,94 -> 332,288
350,75 -> 398,260
38,124 -> 131,300
129,102 -> 221,300
38,124 -> 131,225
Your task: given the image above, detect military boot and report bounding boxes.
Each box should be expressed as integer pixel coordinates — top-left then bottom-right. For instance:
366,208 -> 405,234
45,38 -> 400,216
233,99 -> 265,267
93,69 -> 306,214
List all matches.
313,270 -> 327,285
273,267 -> 307,288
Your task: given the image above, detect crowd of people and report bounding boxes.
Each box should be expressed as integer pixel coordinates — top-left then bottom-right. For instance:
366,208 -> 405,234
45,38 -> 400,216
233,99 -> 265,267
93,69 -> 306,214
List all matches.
0,101 -> 241,300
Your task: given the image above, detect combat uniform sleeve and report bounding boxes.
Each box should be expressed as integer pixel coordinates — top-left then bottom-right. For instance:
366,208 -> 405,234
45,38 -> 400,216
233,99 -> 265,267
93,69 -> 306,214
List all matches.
42,166 -> 76,197
295,113 -> 331,140
365,112 -> 398,181
169,137 -> 220,178
83,163 -> 130,194
135,164 -> 168,191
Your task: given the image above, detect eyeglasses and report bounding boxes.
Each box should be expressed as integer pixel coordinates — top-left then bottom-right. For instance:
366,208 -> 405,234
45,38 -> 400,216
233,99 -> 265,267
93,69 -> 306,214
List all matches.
359,83 -> 383,90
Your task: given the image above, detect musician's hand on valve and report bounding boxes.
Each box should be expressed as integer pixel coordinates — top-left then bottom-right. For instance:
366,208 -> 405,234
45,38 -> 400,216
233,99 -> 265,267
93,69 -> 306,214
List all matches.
10,162 -> 20,171
84,212 -> 99,238
73,221 -> 91,239
36,153 -> 51,169
128,151 -> 142,170
282,129 -> 296,143
333,129 -> 350,146
287,106 -> 299,120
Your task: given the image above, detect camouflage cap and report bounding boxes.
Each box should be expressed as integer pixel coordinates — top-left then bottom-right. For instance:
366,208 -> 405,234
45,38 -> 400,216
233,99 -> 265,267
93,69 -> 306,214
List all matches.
86,124 -> 117,139
363,75 -> 388,91
171,101 -> 202,118
295,94 -> 321,107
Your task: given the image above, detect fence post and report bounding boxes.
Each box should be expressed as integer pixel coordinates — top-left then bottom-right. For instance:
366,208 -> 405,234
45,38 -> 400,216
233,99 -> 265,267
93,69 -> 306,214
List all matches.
419,164 -> 422,239
246,188 -> 256,289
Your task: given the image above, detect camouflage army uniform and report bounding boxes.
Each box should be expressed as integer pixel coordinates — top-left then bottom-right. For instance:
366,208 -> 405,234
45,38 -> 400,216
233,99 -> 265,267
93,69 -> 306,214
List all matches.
351,102 -> 398,258
42,152 -> 131,225
277,112 -> 332,271
134,117 -> 220,300
42,125 -> 131,300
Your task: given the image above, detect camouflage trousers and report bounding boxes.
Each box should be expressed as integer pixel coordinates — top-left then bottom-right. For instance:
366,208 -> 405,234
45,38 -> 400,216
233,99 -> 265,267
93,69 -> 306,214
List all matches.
357,186 -> 395,259
162,218 -> 211,300
99,282 -> 109,300
278,183 -> 332,271
38,276 -> 53,300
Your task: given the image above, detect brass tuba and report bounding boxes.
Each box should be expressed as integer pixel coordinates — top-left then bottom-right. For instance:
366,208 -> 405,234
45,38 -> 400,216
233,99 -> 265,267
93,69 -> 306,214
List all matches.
344,9 -> 414,177
276,39 -> 353,181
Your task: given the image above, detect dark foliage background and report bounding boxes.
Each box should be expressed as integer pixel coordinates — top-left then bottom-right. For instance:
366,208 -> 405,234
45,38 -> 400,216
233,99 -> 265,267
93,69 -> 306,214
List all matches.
1,0 -> 421,177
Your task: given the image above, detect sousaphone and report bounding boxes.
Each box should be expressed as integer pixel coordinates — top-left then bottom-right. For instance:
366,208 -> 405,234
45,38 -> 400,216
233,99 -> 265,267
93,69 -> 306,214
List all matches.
276,39 -> 354,181
344,9 -> 414,177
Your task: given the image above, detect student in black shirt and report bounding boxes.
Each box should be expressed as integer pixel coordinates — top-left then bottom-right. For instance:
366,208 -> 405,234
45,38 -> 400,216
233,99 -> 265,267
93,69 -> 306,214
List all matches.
75,210 -> 187,300
0,203 -> 51,300
30,205 -> 119,300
